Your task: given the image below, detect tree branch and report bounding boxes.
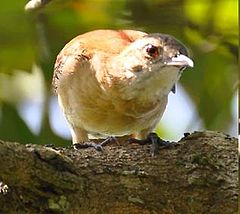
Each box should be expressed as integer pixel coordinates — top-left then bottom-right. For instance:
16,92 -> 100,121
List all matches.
25,0 -> 52,11
0,131 -> 238,213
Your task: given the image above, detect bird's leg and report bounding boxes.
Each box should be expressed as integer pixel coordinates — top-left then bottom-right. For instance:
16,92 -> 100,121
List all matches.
71,126 -> 117,151
69,126 -> 99,150
128,132 -> 174,156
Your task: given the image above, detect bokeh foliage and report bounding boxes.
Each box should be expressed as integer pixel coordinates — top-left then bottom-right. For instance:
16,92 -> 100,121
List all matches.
0,0 -> 238,145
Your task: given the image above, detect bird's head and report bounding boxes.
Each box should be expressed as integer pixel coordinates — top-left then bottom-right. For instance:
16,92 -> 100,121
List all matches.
108,33 -> 194,99
119,33 -> 193,74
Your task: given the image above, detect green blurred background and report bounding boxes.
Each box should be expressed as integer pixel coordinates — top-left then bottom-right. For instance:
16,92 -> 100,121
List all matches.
0,0 -> 238,146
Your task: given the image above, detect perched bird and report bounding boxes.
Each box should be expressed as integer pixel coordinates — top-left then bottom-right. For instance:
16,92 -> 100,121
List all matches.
52,29 -> 194,149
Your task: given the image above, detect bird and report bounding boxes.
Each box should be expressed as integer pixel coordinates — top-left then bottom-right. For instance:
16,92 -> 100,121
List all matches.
52,29 -> 194,150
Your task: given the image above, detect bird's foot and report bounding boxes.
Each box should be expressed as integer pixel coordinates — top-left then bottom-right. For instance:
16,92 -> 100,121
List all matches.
128,132 -> 174,156
73,142 -> 104,151
73,136 -> 117,152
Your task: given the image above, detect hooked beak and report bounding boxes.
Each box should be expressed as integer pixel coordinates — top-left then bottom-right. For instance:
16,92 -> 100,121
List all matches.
165,54 -> 194,68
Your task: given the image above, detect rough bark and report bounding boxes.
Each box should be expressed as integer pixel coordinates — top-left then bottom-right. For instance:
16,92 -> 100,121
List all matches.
0,131 -> 238,214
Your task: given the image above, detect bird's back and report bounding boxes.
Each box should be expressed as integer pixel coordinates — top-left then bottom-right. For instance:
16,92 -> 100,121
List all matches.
64,29 -> 147,55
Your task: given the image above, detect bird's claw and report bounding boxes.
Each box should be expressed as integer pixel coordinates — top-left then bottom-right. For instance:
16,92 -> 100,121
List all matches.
73,142 -> 103,151
147,133 -> 172,156
100,136 -> 118,147
128,132 -> 174,156
73,136 -> 117,152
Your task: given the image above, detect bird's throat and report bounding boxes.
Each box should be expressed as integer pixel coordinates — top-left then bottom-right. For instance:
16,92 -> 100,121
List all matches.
122,66 -> 181,103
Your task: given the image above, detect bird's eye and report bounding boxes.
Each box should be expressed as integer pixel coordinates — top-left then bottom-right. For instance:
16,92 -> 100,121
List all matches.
146,45 -> 159,58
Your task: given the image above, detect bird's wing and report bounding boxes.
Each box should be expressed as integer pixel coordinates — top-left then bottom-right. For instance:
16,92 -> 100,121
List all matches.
52,42 -> 91,94
52,29 -> 146,94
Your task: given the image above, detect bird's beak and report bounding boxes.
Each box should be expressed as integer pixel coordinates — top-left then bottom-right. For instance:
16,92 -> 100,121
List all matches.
165,54 -> 194,68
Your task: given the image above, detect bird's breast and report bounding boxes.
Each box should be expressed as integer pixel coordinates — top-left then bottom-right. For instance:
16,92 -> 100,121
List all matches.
58,68 -> 167,136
